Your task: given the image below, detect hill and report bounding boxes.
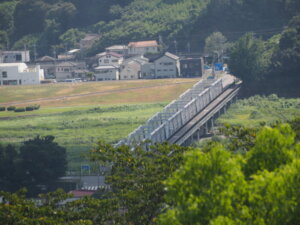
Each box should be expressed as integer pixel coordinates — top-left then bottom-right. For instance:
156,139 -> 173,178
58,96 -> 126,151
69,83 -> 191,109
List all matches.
0,0 -> 298,56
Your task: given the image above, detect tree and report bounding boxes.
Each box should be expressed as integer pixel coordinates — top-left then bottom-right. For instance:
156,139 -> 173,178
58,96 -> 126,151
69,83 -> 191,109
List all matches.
273,15 -> 300,76
204,32 -> 228,62
89,141 -> 187,224
18,136 -> 67,195
158,124 -> 300,225
59,28 -> 85,50
228,33 -> 268,82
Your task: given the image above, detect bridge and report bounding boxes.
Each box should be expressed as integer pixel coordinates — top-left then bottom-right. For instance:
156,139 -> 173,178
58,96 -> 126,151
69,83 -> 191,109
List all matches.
116,74 -> 241,148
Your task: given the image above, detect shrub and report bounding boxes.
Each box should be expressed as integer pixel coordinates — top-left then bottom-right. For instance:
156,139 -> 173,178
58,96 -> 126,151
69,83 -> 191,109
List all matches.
7,106 -> 16,111
14,107 -> 26,112
0,106 -> 5,111
25,106 -> 34,111
33,104 -> 40,110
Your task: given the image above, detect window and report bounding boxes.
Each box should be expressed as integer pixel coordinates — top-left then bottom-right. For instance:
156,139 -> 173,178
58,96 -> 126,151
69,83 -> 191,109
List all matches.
64,68 -> 69,72
164,62 -> 173,66
16,54 -> 22,61
2,71 -> 7,78
112,59 -> 118,62
104,59 -> 109,63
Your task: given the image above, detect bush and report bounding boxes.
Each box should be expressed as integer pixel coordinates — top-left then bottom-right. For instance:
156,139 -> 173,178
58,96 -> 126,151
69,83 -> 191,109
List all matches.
14,107 -> 26,112
7,106 -> 16,111
25,106 -> 34,111
0,106 -> 5,111
33,105 -> 40,110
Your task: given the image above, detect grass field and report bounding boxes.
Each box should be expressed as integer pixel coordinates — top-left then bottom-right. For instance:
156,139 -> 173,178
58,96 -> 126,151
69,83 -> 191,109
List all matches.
217,95 -> 300,127
0,78 -> 199,172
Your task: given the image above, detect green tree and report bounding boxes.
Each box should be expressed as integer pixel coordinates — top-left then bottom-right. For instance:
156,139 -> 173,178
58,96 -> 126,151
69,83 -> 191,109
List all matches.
89,141 -> 187,224
204,32 -> 228,62
273,15 -> 300,76
18,136 -> 67,196
59,28 -> 85,50
228,33 -> 268,82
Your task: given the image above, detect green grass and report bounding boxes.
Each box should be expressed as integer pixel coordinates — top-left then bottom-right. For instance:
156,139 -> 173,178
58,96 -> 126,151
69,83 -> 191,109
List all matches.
0,103 -> 166,172
218,95 -> 300,127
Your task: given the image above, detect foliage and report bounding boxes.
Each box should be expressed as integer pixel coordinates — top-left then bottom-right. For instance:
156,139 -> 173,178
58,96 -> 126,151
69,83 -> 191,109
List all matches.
273,15 -> 300,76
59,28 -> 85,50
0,136 -> 67,196
204,32 -> 228,60
228,33 -> 269,82
217,95 -> 300,127
14,107 -> 26,112
88,141 -> 187,224
158,124 -> 300,225
0,106 -> 5,111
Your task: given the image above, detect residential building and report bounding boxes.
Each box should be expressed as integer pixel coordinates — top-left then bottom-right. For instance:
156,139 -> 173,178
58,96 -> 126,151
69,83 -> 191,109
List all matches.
55,61 -> 87,81
35,56 -> 56,79
142,52 -> 180,78
0,50 -> 30,63
128,40 -> 159,55
80,34 -> 101,51
0,63 -> 44,85
180,57 -> 204,77
97,52 -> 124,67
57,49 -> 80,61
94,65 -> 119,81
105,45 -> 128,56
120,56 -> 148,80
94,52 -> 124,81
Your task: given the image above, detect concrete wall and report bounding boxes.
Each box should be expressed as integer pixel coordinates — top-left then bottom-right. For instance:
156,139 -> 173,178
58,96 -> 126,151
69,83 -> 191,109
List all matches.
0,63 -> 44,85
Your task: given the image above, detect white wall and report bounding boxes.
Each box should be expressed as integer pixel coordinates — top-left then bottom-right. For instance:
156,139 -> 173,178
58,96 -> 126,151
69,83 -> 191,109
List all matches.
120,61 -> 141,80
154,55 -> 178,78
0,63 -> 44,85
98,55 -> 123,67
95,69 -> 119,81
128,46 -> 158,55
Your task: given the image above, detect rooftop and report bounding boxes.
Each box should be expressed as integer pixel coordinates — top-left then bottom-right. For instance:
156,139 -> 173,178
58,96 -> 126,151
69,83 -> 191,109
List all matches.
97,52 -> 123,58
106,45 -> 128,50
94,65 -> 118,70
128,40 -> 158,48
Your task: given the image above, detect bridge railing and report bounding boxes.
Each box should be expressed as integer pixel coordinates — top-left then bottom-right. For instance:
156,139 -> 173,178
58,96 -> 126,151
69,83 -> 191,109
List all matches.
116,77 -> 227,147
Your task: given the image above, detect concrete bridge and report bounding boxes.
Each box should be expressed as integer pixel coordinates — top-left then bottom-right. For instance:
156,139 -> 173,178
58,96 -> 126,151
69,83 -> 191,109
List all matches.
117,74 -> 241,148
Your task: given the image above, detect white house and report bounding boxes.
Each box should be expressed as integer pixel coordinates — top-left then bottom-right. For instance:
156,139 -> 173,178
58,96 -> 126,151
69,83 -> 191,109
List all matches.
128,40 -> 159,55
141,52 -> 180,78
94,52 -> 124,81
94,65 -> 119,81
97,52 -> 124,67
0,50 -> 30,63
120,56 -> 148,80
0,63 -> 44,85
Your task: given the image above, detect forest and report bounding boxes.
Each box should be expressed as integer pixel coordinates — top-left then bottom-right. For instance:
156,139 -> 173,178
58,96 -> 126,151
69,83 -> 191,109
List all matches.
0,0 -> 299,56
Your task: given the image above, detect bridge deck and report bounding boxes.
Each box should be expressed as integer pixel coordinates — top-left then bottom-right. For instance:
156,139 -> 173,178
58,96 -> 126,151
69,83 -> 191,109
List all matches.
168,82 -> 241,145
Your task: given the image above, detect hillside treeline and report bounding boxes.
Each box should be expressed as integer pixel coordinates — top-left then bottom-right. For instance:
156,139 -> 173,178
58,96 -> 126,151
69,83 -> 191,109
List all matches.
0,0 -> 299,56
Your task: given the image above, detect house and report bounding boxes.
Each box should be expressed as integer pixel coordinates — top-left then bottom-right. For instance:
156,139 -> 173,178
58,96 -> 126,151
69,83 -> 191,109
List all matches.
142,52 -> 180,79
105,45 -> 128,56
57,49 -> 80,61
180,57 -> 204,77
35,56 -> 56,79
120,56 -> 148,80
55,61 -> 87,81
94,52 -> 124,81
94,65 -> 119,81
97,52 -> 124,67
80,34 -> 101,51
128,40 -> 159,55
0,63 -> 44,85
0,50 -> 30,63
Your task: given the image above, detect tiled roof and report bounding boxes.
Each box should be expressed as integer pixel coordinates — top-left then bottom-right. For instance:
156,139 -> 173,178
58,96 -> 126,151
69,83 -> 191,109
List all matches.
36,56 -> 55,62
94,65 -> 118,70
96,52 -> 123,58
128,40 -> 158,48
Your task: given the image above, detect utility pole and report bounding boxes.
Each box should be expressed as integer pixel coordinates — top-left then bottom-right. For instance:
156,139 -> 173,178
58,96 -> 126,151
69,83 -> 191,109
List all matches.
174,40 -> 177,54
187,42 -> 191,53
33,43 -> 37,62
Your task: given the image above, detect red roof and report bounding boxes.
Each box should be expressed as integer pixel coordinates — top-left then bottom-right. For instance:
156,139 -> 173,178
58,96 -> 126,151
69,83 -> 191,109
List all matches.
128,40 -> 158,48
